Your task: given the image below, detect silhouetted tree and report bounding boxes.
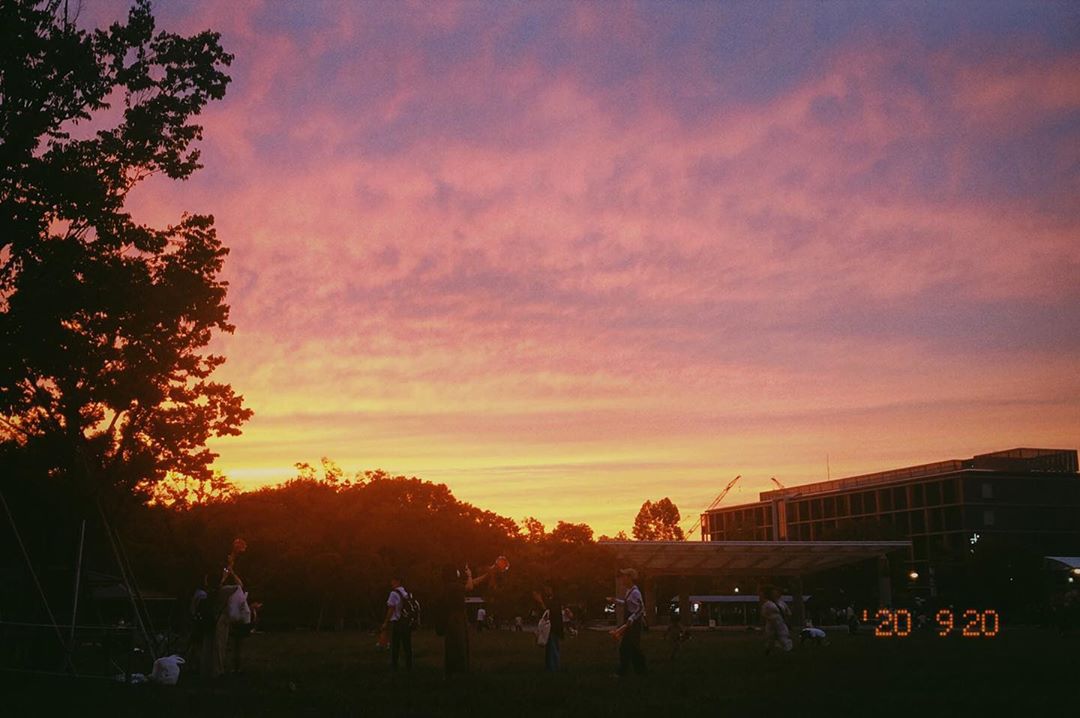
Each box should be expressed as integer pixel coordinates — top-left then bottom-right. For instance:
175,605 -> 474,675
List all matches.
521,516 -> 546,542
632,498 -> 686,541
0,0 -> 248,498
150,470 -> 237,508
294,457 -> 351,486
111,461 -> 624,629
550,520 -> 594,545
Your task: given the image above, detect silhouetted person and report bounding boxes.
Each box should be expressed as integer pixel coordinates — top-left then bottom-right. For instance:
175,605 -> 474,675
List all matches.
666,613 -> 690,659
382,575 -> 413,671
476,605 -> 487,632
799,623 -> 828,646
761,585 -> 792,654
185,575 -> 210,673
205,538 -> 246,678
438,563 -> 491,675
610,568 -> 647,676
533,583 -> 564,672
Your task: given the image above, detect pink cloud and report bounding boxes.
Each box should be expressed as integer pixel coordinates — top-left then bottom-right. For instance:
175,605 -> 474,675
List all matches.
101,2 -> 1080,533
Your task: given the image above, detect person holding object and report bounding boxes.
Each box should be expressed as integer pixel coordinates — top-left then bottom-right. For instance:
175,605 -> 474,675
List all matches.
533,583 -> 564,672
438,561 -> 495,675
205,538 -> 247,679
382,574 -> 414,671
609,568 -> 647,676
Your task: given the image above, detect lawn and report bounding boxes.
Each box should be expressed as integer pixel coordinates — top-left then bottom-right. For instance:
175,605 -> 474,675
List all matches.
4,625 -> 1075,717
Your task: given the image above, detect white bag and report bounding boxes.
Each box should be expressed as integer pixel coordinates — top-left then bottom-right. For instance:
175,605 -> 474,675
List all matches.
536,610 -> 551,646
150,654 -> 184,685
227,587 -> 252,624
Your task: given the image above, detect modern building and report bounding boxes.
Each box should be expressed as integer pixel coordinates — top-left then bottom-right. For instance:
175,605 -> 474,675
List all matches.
700,448 -> 1080,573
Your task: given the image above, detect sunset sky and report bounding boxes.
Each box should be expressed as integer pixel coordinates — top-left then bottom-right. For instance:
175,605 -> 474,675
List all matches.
87,0 -> 1079,535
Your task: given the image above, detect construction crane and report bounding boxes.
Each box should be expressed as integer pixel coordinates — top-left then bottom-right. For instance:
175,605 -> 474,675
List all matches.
687,475 -> 741,538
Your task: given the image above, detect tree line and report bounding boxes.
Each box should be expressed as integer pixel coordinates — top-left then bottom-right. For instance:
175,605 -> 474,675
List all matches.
118,463 -> 690,630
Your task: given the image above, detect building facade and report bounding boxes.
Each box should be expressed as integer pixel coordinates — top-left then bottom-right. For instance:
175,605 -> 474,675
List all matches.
700,448 -> 1080,572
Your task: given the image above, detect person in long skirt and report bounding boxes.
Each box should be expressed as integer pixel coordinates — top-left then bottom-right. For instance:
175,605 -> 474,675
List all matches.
439,563 -> 492,675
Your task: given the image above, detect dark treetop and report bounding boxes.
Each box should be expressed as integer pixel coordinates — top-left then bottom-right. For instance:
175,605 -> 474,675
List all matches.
0,0 -> 249,498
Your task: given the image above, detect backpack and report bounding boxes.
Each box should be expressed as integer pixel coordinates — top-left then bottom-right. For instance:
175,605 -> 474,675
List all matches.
396,588 -> 421,629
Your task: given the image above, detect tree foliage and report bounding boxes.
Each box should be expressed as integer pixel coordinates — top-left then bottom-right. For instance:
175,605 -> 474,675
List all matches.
632,497 -> 686,541
0,0 -> 248,497
123,467 -> 616,630
149,469 -> 237,509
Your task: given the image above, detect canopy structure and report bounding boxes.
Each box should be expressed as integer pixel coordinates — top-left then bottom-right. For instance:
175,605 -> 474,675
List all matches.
1045,556 -> 1080,571
674,594 -> 809,604
601,540 -> 910,627
602,540 -> 911,578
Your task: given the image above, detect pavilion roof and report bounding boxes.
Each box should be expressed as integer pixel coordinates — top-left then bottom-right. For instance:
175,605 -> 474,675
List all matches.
602,540 -> 910,577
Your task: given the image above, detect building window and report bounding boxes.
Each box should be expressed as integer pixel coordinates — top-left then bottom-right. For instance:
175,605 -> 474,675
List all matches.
911,484 -> 924,508
941,480 -> 957,503
983,509 -> 995,526
894,512 -> 910,534
945,506 -> 961,530
913,536 -> 929,560
851,494 -> 863,514
981,482 -> 994,499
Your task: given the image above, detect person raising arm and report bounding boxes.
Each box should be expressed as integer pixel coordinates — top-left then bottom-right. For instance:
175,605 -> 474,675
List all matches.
609,568 -> 647,676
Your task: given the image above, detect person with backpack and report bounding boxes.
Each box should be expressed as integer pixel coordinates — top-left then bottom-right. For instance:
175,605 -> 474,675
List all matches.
383,574 -> 418,672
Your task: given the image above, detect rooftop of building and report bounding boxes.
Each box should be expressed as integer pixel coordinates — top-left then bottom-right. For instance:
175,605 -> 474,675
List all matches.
703,447 -> 1078,512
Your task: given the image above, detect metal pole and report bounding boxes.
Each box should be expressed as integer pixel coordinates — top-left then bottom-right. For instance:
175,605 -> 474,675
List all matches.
96,500 -> 157,661
0,489 -> 76,674
69,520 -> 86,646
63,519 -> 87,671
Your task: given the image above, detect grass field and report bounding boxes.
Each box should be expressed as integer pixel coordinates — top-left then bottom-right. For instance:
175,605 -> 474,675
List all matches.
4,625 -> 1076,716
